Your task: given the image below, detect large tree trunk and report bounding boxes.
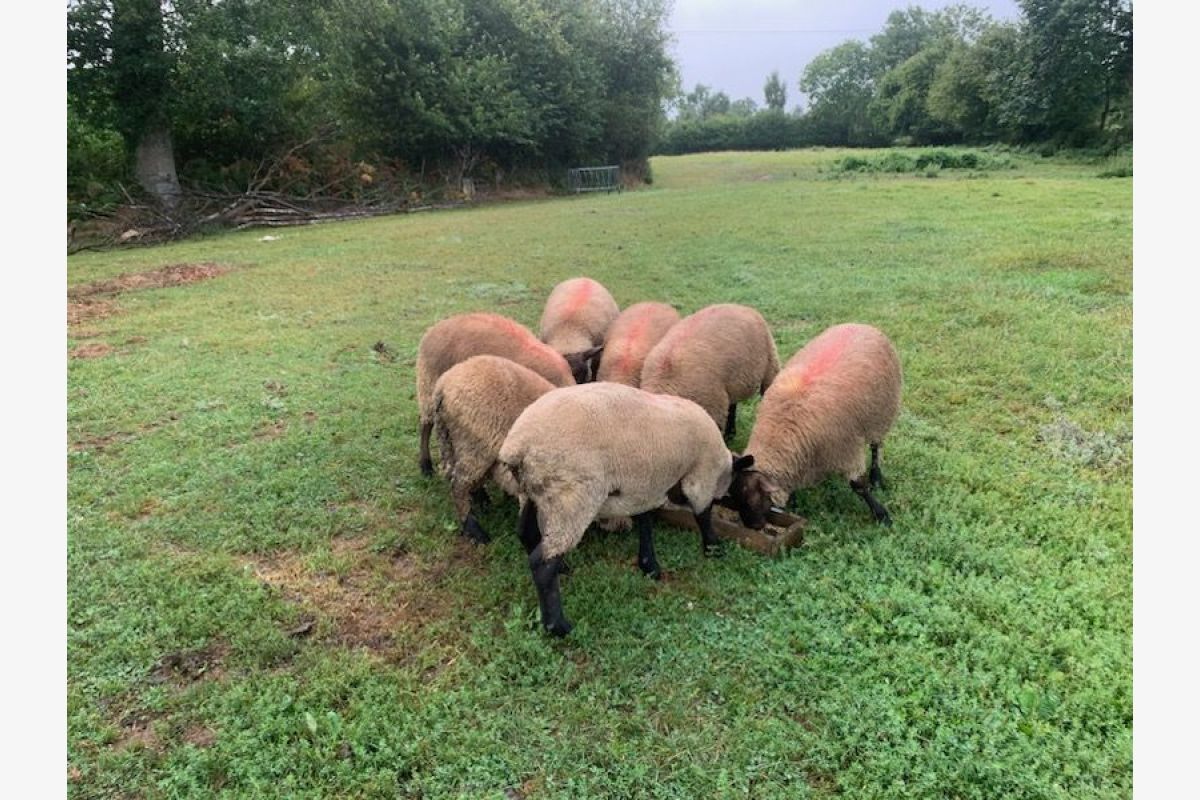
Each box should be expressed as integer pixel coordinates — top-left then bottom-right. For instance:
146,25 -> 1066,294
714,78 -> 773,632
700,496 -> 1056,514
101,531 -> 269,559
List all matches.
135,124 -> 181,210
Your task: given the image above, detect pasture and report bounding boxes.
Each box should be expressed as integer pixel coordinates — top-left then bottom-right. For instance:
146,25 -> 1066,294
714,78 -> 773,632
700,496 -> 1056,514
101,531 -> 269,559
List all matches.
67,149 -> 1132,798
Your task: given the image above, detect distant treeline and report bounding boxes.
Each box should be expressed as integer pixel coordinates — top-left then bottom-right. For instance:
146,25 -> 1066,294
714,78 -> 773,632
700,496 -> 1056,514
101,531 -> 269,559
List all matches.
68,1 -> 1131,218
68,0 -> 674,213
656,1 -> 1132,156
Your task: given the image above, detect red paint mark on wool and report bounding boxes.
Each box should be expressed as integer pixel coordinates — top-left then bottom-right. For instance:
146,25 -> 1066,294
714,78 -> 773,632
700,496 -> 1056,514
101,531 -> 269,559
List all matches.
783,325 -> 859,391
560,279 -> 596,318
493,315 -> 550,358
614,314 -> 652,376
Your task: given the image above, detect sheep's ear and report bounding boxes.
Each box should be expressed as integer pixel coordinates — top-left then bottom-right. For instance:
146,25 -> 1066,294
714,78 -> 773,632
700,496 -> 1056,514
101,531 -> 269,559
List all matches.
732,454 -> 755,472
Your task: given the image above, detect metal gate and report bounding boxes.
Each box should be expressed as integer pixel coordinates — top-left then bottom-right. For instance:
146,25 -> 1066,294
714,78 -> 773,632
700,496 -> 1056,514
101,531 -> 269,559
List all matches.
566,165 -> 622,194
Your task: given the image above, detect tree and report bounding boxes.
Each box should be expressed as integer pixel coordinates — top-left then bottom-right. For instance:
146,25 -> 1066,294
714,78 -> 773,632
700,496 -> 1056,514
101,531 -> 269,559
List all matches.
1018,0 -> 1133,143
927,23 -> 1024,141
729,98 -> 758,117
763,70 -> 786,111
676,84 -> 732,121
69,0 -> 183,207
590,0 -> 676,164
69,0 -> 331,199
870,41 -> 956,142
799,41 -> 881,145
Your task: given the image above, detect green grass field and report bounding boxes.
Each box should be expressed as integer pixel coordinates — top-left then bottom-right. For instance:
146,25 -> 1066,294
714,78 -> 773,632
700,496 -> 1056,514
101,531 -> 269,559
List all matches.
67,148 -> 1132,798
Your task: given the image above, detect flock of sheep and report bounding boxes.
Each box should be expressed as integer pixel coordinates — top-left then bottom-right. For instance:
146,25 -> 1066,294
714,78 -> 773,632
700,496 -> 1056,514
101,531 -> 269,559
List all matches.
415,278 -> 902,636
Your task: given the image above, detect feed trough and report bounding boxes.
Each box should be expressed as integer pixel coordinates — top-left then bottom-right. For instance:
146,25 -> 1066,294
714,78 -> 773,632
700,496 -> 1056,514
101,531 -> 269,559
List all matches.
656,505 -> 805,556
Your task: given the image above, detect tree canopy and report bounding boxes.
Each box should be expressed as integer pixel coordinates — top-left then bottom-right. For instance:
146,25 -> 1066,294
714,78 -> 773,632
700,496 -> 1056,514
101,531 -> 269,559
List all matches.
68,0 -> 676,207
655,1 -> 1133,156
68,1 -> 1133,209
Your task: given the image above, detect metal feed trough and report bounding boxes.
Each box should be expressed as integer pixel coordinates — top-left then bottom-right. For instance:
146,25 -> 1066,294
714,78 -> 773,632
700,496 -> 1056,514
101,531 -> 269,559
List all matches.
567,165 -> 622,194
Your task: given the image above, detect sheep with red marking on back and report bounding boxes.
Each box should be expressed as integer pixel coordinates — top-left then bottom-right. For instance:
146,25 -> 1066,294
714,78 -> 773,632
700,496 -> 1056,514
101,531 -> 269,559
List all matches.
596,302 -> 681,387
415,313 -> 575,476
726,323 -> 902,528
640,303 -> 780,439
538,277 -> 619,382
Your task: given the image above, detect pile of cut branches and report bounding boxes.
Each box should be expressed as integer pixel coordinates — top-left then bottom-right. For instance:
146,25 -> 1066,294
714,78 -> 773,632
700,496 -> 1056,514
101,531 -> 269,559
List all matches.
68,135 -> 465,253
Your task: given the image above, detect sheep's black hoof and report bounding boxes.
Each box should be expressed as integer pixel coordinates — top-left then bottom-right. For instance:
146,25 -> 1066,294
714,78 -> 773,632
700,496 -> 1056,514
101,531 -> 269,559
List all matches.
875,511 -> 893,527
419,457 -> 434,477
638,557 -> 662,580
544,617 -> 573,637
461,514 -> 491,544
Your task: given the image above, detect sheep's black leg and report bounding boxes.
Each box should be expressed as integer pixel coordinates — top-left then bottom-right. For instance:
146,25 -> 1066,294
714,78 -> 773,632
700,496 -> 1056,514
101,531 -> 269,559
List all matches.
787,490 -> 799,509
695,504 -> 724,556
470,486 -> 491,510
529,543 -> 572,637
419,422 -> 434,476
634,511 -> 661,579
518,501 -> 542,554
850,478 -> 892,527
869,443 -> 886,490
724,404 -> 737,440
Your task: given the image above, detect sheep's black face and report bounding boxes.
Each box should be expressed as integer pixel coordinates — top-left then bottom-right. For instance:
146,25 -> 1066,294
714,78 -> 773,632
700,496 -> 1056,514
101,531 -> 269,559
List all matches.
565,345 -> 604,383
728,469 -> 771,530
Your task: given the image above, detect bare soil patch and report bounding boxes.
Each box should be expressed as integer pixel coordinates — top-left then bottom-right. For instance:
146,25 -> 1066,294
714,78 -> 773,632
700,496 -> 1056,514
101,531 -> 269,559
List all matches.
244,536 -> 457,654
149,642 -> 229,685
113,709 -> 164,752
67,298 -> 120,326
69,262 -> 230,299
253,420 -> 288,441
72,415 -> 179,453
182,724 -> 218,749
70,342 -> 114,360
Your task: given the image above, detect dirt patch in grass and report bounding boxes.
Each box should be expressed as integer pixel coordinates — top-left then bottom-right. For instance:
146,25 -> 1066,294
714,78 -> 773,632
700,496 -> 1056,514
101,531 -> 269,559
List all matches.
69,262 -> 230,299
244,536 -> 459,654
67,263 -> 228,334
182,724 -> 218,749
113,709 -> 165,752
72,415 -> 180,453
371,340 -> 396,362
68,298 -> 122,328
149,642 -> 229,685
70,342 -> 114,359
253,420 -> 288,441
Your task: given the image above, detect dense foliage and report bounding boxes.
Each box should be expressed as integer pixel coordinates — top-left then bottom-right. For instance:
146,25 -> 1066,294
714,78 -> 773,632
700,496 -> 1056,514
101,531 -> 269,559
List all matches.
655,1 -> 1133,155
67,0 -> 675,206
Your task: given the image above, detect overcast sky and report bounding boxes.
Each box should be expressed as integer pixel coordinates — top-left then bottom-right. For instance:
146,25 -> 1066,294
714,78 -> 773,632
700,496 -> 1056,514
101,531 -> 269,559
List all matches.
667,0 -> 1021,109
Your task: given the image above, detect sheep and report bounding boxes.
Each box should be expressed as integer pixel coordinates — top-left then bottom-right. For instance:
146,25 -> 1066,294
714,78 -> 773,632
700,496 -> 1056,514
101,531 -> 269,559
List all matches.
415,313 -> 575,476
595,301 -> 681,387
498,382 -> 756,636
725,323 -> 902,528
538,277 -> 619,382
432,355 -> 557,543
640,303 -> 781,440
